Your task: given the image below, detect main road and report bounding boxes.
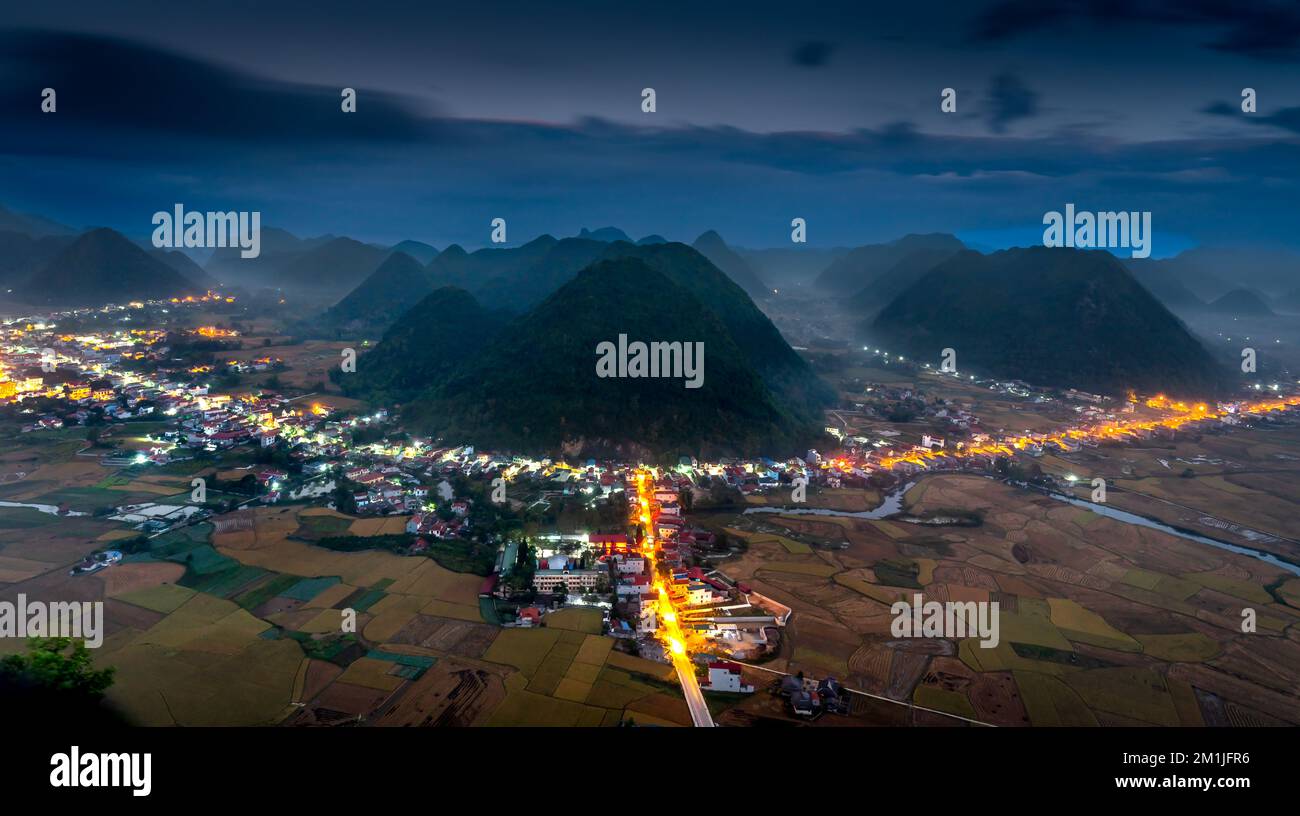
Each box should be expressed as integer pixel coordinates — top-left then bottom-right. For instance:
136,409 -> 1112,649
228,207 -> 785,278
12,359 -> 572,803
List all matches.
634,470 -> 715,728
673,652 -> 714,727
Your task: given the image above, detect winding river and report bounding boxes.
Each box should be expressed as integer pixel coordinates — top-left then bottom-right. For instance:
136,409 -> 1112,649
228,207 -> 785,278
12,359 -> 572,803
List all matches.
0,500 -> 89,517
742,480 -> 1300,577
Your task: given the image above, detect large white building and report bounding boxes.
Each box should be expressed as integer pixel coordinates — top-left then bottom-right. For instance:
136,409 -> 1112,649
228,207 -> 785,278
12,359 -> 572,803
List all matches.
534,568 -> 603,593
614,554 -> 645,574
702,661 -> 753,693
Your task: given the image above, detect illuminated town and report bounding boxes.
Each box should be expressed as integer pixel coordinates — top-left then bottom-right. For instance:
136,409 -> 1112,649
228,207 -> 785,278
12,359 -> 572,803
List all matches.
3,292 -> 1299,726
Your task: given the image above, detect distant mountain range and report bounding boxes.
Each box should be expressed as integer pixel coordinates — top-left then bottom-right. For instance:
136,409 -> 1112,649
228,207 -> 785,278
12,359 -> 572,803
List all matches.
740,245 -> 850,287
1207,288 -> 1274,316
323,230 -> 786,332
815,233 -> 966,295
869,247 -> 1229,398
389,240 -> 439,265
0,203 -> 900,315
0,205 -> 74,239
1274,288 -> 1300,315
577,226 -> 631,242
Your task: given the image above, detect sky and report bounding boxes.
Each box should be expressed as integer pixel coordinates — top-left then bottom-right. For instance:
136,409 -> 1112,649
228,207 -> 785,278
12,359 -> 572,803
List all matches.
1,0 -> 1299,252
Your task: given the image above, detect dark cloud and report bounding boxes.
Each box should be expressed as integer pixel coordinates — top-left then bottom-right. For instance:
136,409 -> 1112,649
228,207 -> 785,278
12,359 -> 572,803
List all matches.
986,73 -> 1038,133
971,0 -> 1072,41
972,0 -> 1300,60
0,25 -> 1298,250
790,41 -> 836,67
1204,99 -> 1300,134
0,28 -> 441,155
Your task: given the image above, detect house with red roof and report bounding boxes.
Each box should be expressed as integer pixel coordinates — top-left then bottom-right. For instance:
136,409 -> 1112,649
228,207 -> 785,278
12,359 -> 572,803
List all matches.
702,661 -> 753,693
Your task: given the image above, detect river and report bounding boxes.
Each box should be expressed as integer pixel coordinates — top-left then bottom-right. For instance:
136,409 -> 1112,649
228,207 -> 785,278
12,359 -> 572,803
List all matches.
741,481 -> 918,520
1040,490 -> 1300,577
741,480 -> 1300,576
0,500 -> 89,517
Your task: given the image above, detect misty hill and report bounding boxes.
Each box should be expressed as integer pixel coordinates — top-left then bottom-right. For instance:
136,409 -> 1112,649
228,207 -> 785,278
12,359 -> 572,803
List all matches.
425,235 -> 565,300
1123,260 -> 1206,311
403,258 -> 824,458
332,234 -> 614,327
870,247 -> 1227,397
1208,288 -> 1274,316
203,226 -> 324,285
324,251 -> 431,328
0,205 -> 74,238
816,233 -> 965,294
577,226 -> 631,242
465,237 -> 609,312
742,246 -> 850,287
276,237 -> 390,293
692,231 -> 769,296
152,248 -> 219,290
342,287 -> 507,403
390,240 -> 439,265
637,234 -> 668,245
0,230 -> 72,287
1124,251 -> 1234,303
18,228 -> 197,306
1176,246 -> 1300,298
847,245 -> 966,314
1274,287 -> 1300,314
426,244 -> 469,285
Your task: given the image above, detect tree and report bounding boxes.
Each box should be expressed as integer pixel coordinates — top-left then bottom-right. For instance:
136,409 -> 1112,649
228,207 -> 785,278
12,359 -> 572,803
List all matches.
333,482 -> 357,514
0,637 -> 115,698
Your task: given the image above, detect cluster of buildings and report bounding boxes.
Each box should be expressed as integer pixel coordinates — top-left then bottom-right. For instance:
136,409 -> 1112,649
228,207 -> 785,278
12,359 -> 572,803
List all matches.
612,477 -> 783,663
778,674 -> 850,718
405,501 -> 471,539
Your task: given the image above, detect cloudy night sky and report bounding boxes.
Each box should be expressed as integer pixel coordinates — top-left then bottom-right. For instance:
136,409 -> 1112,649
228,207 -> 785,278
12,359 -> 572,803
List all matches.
1,0 -> 1298,253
